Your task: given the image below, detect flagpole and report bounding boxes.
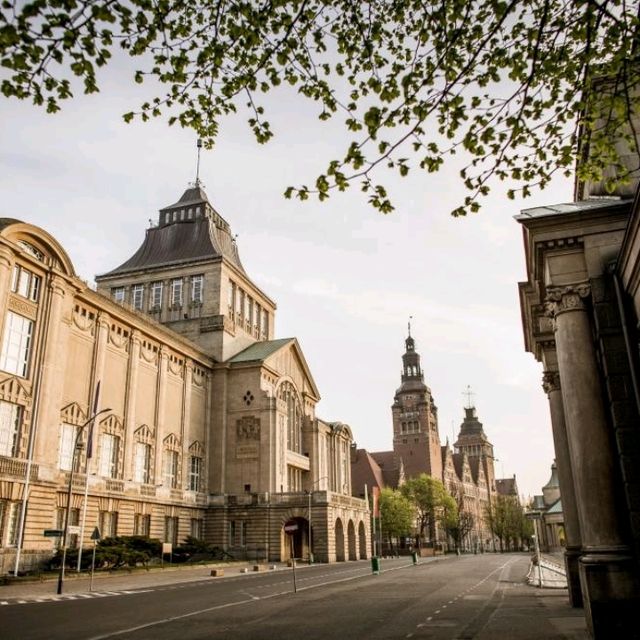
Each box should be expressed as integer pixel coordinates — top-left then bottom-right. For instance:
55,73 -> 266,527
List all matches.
77,381 -> 101,572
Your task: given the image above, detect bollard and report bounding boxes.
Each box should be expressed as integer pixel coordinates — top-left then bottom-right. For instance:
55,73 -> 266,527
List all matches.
371,556 -> 381,575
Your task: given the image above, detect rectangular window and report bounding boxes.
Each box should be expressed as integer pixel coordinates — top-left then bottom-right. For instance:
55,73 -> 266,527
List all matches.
150,282 -> 163,309
190,518 -> 204,540
1,501 -> 22,547
245,296 -> 252,329
11,265 -> 40,302
163,450 -> 179,488
134,514 -> 151,537
112,287 -> 125,304
188,456 -> 202,492
229,520 -> 236,545
0,401 -> 21,458
164,516 -> 178,545
98,433 -> 119,478
0,311 -> 33,377
133,442 -> 151,484
170,278 -> 183,307
254,303 -> 261,335
236,288 -> 244,319
132,284 -> 144,311
227,282 -> 235,317
190,275 -> 203,304
58,422 -> 78,471
261,310 -> 268,340
99,510 -> 118,538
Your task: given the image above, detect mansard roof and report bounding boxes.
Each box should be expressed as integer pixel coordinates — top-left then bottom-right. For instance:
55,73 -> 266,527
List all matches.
96,185 -> 244,278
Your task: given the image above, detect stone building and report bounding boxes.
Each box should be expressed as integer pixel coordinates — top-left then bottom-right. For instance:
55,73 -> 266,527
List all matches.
530,462 -> 564,552
352,332 -> 500,551
517,157 -> 640,632
0,183 -> 370,574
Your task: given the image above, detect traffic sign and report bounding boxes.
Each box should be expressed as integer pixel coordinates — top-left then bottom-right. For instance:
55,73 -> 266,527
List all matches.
68,525 -> 81,535
284,524 -> 298,533
90,527 -> 101,541
44,529 -> 64,537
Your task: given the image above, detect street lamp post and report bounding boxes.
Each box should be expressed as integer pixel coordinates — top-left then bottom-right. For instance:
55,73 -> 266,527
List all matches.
56,407 -> 111,595
308,475 -> 328,565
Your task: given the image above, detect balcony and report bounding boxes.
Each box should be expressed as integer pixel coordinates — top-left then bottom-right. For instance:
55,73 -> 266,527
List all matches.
0,456 -> 38,481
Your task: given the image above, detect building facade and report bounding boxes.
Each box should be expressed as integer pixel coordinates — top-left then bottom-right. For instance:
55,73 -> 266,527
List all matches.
517,188 -> 640,634
352,332 -> 500,551
0,184 -> 370,574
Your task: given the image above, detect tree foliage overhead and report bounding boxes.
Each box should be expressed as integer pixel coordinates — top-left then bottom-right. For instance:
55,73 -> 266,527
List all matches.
1,0 -> 638,214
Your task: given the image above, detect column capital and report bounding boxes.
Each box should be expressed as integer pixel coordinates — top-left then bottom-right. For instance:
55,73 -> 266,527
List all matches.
545,283 -> 591,319
542,370 -> 561,394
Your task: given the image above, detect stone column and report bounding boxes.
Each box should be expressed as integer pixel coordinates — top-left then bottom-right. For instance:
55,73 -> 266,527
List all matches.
541,368 -> 583,608
546,284 -> 639,636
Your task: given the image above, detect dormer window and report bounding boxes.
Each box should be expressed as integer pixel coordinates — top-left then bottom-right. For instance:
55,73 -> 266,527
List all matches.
165,213 -> 170,224
172,211 -> 177,222
112,287 -> 125,304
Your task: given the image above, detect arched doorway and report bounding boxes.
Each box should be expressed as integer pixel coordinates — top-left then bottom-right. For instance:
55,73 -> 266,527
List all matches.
347,520 -> 357,560
335,518 -> 345,562
358,521 -> 367,559
283,517 -> 309,560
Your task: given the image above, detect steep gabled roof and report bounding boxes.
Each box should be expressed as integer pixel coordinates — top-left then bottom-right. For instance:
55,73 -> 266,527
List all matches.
351,449 -> 385,496
370,450 -> 403,489
227,338 -> 294,363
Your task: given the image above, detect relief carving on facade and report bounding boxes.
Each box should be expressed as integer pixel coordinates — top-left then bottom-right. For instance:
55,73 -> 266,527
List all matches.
8,294 -> 37,320
236,416 -> 261,441
236,416 -> 260,459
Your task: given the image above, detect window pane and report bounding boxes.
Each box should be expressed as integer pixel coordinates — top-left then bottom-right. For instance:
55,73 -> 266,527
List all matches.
59,423 -> 77,470
0,401 -> 20,457
0,311 -> 33,377
132,285 -> 144,311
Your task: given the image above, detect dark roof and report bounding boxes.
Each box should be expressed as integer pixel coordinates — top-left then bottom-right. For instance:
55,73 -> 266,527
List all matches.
96,185 -> 244,278
452,453 -> 465,480
496,477 -> 519,496
370,450 -> 403,488
455,406 -> 490,444
515,198 -> 631,221
227,338 -> 294,363
350,449 -> 385,496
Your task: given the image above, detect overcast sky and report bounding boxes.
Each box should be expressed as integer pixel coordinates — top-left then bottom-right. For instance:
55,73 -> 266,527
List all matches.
0,59 -> 572,499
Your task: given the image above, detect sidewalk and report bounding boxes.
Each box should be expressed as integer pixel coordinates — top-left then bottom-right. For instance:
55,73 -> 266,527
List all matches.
0,560 -> 288,601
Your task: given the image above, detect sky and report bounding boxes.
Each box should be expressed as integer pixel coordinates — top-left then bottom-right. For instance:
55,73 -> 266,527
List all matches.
0,58 -> 573,500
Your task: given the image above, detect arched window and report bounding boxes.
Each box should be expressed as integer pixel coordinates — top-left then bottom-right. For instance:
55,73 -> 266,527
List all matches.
278,382 -> 302,453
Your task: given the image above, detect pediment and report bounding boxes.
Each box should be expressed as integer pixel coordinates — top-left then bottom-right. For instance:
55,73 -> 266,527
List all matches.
0,375 -> 31,404
264,338 -> 320,401
60,401 -> 88,425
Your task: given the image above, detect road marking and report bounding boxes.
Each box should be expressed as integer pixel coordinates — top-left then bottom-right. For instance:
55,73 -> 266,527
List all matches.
427,616 -> 432,621
435,609 -> 440,614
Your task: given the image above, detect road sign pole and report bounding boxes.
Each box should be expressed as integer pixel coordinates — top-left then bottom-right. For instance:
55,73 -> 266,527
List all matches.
290,535 -> 297,593
90,540 -> 97,592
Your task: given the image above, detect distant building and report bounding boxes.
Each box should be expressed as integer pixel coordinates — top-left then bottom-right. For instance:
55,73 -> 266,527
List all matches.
0,183 -> 370,574
352,331 -> 512,551
530,462 -> 564,552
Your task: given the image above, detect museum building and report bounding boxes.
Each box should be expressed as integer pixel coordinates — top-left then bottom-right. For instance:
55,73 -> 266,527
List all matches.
0,182 -> 370,574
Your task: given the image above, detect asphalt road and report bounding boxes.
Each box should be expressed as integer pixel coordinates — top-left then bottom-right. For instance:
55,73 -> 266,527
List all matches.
1,554 -> 573,640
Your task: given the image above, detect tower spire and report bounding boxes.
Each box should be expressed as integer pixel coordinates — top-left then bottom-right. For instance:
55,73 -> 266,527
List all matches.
463,385 -> 475,409
195,138 -> 203,187
408,315 -> 413,337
